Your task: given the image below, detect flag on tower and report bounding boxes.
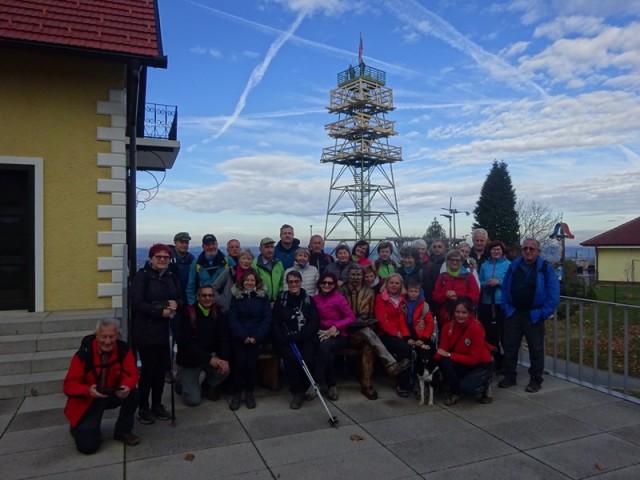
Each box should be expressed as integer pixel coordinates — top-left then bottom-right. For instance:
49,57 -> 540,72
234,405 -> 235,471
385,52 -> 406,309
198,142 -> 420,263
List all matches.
358,33 -> 363,66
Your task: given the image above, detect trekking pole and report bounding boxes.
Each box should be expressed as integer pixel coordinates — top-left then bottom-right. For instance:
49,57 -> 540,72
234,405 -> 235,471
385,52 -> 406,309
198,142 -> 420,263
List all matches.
289,340 -> 338,428
168,327 -> 176,426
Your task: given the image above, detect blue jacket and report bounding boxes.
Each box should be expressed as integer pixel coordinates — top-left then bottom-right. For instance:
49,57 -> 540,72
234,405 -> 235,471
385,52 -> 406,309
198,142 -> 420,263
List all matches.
479,257 -> 511,305
228,286 -> 272,343
186,250 -> 232,305
167,245 -> 195,299
502,256 -> 560,324
274,238 -> 301,270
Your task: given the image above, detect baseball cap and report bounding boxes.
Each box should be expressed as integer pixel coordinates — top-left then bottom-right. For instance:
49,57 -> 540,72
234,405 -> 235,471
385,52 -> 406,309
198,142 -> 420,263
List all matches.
260,237 -> 276,246
174,232 -> 191,242
202,234 -> 218,244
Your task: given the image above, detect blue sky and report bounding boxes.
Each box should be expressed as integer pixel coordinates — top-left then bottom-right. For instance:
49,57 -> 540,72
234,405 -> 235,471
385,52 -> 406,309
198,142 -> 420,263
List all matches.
141,0 -> 640,248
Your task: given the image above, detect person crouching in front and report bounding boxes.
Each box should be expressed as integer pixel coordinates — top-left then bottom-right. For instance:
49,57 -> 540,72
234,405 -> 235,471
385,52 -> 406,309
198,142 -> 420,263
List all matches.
63,318 -> 140,454
175,285 -> 231,406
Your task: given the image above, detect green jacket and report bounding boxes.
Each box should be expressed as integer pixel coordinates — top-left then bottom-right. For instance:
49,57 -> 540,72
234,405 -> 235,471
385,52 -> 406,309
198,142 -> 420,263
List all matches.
252,256 -> 285,301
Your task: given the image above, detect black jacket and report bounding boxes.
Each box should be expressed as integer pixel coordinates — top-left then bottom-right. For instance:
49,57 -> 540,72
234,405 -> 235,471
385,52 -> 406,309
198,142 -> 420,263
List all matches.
176,304 -> 230,367
272,289 -> 319,348
131,266 -> 183,346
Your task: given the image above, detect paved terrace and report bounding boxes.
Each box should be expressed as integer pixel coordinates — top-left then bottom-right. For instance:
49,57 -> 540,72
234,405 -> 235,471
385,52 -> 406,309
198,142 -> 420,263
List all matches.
1,367 -> 640,480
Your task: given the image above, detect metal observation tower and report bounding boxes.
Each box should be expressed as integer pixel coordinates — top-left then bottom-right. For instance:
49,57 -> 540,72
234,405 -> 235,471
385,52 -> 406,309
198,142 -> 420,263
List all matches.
321,63 -> 403,244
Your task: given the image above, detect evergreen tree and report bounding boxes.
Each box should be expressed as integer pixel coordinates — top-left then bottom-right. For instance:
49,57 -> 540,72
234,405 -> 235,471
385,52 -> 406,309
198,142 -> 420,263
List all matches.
424,217 -> 447,242
473,161 -> 519,247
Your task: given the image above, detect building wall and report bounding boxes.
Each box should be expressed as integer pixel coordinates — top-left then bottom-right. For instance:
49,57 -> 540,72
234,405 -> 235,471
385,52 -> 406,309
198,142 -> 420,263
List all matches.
596,248 -> 640,283
0,49 -> 127,310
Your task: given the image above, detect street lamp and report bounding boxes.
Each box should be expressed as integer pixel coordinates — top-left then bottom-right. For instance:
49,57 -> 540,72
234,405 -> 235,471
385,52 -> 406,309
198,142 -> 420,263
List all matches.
441,197 -> 470,246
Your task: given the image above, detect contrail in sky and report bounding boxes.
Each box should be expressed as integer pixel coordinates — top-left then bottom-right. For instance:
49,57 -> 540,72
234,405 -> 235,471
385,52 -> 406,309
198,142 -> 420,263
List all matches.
187,0 -> 420,78
208,12 -> 306,141
384,0 -> 548,98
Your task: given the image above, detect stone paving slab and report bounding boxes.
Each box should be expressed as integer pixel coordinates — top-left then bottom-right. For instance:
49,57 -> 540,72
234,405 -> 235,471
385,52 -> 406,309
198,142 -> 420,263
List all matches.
360,409 -> 473,445
483,412 -> 599,450
564,399 -> 640,432
527,432 -> 640,479
2,440 -> 123,480
388,427 -> 516,474
424,452 -> 571,480
127,442 -> 268,479
271,445 -> 416,480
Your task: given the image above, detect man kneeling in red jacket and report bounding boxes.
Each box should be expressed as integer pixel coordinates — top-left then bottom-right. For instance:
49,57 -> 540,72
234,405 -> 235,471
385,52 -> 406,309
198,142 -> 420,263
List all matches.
63,318 -> 140,454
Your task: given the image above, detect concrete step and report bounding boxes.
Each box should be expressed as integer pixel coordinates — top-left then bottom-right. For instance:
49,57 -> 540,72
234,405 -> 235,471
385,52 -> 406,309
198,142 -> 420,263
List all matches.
0,331 -> 92,355
0,349 -> 75,376
0,309 -> 114,335
0,370 -> 66,399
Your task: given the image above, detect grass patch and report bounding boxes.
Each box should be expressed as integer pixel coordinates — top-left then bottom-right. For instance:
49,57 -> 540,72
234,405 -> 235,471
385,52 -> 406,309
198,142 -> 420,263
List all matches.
549,300 -> 640,378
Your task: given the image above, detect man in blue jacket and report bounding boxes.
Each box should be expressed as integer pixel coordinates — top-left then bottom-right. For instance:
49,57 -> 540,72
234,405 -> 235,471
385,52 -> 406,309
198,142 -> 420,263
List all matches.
499,238 -> 560,393
274,224 -> 300,269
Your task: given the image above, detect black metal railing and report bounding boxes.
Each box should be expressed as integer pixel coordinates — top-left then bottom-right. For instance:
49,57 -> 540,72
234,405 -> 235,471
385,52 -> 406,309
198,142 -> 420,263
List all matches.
337,64 -> 386,87
143,103 -> 178,140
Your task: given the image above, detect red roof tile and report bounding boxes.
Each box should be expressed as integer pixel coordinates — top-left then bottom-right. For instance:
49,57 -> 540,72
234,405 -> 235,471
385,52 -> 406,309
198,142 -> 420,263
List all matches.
581,217 -> 640,247
0,0 -> 164,64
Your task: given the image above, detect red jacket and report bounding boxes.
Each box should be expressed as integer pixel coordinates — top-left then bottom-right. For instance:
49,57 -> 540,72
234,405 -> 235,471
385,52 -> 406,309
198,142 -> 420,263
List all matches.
375,290 -> 409,337
434,317 -> 492,366
432,272 -> 480,324
63,338 -> 139,427
410,300 -> 435,341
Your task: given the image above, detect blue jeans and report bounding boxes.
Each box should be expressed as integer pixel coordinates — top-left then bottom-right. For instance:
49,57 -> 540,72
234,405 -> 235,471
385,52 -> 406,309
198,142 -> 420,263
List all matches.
72,388 -> 139,454
502,310 -> 545,384
177,363 -> 229,406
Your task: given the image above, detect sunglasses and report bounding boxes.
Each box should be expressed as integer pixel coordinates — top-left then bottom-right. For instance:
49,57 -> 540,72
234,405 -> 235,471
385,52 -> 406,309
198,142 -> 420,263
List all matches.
199,294 -> 214,298
287,279 -> 301,285
522,246 -> 537,252
320,281 -> 335,286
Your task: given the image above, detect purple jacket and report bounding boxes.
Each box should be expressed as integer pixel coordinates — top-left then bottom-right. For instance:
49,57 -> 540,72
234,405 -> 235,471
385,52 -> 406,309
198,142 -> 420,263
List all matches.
313,289 -> 355,337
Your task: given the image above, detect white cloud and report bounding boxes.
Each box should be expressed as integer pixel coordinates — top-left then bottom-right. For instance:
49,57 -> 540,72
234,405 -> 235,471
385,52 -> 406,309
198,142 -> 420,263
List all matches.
534,16 -> 604,40
519,22 -> 640,87
499,41 -> 530,58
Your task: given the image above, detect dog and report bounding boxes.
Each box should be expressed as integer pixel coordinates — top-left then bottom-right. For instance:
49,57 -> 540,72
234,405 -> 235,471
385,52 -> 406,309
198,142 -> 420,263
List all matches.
413,345 -> 439,407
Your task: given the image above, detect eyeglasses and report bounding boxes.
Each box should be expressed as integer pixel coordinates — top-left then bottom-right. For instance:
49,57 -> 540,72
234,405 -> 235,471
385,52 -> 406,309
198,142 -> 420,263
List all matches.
287,279 -> 301,285
320,281 -> 335,286
154,255 -> 170,261
522,246 -> 537,252
199,294 -> 214,298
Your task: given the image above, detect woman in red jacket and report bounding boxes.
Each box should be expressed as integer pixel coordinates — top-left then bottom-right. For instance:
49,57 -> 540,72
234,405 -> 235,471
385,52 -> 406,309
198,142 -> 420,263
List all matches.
435,296 -> 493,406
375,274 -> 413,397
432,250 -> 480,328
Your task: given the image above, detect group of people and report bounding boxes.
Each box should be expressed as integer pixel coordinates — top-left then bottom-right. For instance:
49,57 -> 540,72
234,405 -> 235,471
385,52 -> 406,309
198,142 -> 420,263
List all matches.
63,225 -> 560,454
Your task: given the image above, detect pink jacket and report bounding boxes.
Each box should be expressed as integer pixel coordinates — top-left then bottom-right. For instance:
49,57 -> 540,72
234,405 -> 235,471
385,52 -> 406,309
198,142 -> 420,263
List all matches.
313,289 -> 355,337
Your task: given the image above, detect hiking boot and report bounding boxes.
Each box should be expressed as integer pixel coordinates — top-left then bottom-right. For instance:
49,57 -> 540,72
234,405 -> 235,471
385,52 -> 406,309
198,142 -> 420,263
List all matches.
361,385 -> 378,400
327,385 -> 339,401
152,404 -> 171,421
245,391 -> 256,409
395,384 -> 409,398
525,381 -> 542,393
137,408 -> 155,425
229,393 -> 242,411
444,394 -> 460,406
304,385 -> 317,401
386,359 -> 411,377
205,387 -> 220,402
114,432 -> 140,446
480,385 -> 493,404
290,393 -> 304,410
498,377 -> 517,388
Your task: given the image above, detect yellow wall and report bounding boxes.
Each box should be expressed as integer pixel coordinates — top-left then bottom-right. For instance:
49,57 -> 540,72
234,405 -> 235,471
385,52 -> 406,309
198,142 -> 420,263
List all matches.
596,248 -> 640,283
0,49 -> 124,310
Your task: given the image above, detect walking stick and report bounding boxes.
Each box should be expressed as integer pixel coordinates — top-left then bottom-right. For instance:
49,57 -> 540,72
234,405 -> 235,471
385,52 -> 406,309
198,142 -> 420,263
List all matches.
168,327 -> 176,426
288,340 -> 338,428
